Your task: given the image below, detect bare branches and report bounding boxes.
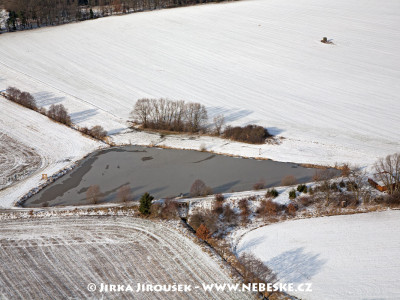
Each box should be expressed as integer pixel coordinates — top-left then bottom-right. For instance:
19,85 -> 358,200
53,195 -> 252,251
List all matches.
374,153 -> 400,195
47,104 -> 71,125
345,165 -> 371,203
117,184 -> 132,203
86,185 -> 102,204
213,114 -> 225,136
190,179 -> 212,197
131,98 -> 208,133
6,86 -> 37,110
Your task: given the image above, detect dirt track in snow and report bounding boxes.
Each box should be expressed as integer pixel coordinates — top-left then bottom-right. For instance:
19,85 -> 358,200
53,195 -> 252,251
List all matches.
0,134 -> 41,190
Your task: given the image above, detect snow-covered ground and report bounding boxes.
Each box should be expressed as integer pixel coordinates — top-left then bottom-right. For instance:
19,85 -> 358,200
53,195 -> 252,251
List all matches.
0,0 -> 399,167
0,216 -> 252,299
236,210 -> 400,300
0,98 -> 102,208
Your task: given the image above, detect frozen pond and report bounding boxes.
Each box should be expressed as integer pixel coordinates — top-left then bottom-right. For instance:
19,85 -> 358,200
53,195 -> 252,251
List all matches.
24,146 -> 323,207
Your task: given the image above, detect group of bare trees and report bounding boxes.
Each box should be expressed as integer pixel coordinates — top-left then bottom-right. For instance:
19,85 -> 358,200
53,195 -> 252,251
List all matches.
6,87 -> 37,110
47,104 -> 72,126
131,98 -> 208,133
0,0 -> 215,32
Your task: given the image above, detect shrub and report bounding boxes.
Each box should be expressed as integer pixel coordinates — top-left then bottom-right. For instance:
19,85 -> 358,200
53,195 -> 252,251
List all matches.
196,224 -> 210,240
289,189 -> 297,199
189,210 -> 218,233
190,179 -> 212,197
258,199 -> 279,216
223,125 -> 271,144
341,164 -> 351,177
346,181 -> 357,191
308,186 -> 314,195
299,196 -> 313,207
222,205 -> 238,226
212,200 -> 223,215
253,180 -> 265,190
297,184 -> 307,193
281,175 -> 297,186
385,192 -> 400,206
150,202 -> 162,217
159,199 -> 179,219
89,125 -> 107,139
139,192 -> 154,215
265,188 -> 279,198
238,198 -> 250,223
215,193 -> 225,202
286,203 -> 298,216
331,183 -> 339,191
189,212 -> 204,231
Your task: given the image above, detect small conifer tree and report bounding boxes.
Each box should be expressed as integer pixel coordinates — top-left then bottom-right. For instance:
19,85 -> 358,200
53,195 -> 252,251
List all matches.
139,192 -> 154,215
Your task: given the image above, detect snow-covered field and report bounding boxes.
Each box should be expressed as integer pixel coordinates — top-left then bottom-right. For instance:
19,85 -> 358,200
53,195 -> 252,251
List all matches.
0,0 -> 399,167
0,133 -> 41,190
236,210 -> 400,300
0,216 -> 252,299
0,98 -> 102,208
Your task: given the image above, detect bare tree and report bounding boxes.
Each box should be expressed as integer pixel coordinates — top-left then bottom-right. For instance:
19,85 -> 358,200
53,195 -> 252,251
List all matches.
19,91 -> 36,110
185,102 -> 207,133
47,104 -> 71,125
213,114 -> 225,135
160,198 -> 179,219
239,252 -> 277,284
5,86 -> 37,110
6,86 -> 21,101
86,185 -> 101,204
281,175 -> 297,186
374,153 -> 400,195
314,169 -> 337,203
117,184 -> 132,203
89,125 -> 107,139
131,98 -> 152,127
190,179 -> 211,197
345,166 -> 371,203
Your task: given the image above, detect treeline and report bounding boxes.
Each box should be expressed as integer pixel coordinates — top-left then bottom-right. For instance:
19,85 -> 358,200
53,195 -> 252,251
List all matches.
4,86 -> 108,140
0,0 -> 218,32
131,98 -> 272,144
131,98 -> 208,133
6,86 -> 71,125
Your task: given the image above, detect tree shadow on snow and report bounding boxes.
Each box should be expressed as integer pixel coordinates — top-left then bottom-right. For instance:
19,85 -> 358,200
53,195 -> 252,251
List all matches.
33,91 -> 65,106
70,109 -> 99,123
267,247 -> 326,283
207,106 -> 253,123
